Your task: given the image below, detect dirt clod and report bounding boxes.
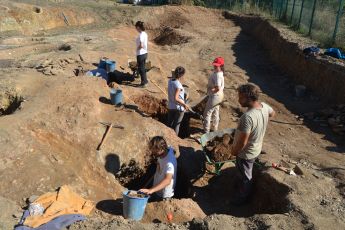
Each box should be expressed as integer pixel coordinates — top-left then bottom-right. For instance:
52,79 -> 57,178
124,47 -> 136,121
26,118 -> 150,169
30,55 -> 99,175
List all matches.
205,133 -> 235,162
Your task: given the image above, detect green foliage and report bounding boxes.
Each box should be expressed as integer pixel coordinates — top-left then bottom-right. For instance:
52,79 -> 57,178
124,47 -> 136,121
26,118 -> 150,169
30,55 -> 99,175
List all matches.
193,0 -> 206,7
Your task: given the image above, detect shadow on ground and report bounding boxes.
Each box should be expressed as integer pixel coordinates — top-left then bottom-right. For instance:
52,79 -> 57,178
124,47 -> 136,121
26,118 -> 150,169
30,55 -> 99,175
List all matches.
193,166 -> 291,218
231,29 -> 345,153
96,199 -> 123,215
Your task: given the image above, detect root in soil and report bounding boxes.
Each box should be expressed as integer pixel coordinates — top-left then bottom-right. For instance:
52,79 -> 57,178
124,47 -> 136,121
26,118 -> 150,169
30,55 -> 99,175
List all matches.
205,133 -> 236,162
154,26 -> 191,46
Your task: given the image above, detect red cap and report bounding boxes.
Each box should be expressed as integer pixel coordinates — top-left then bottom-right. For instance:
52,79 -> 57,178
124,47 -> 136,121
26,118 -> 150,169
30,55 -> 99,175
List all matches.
212,57 -> 224,67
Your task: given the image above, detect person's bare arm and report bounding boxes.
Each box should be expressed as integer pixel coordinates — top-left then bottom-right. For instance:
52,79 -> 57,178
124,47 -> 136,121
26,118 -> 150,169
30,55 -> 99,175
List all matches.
212,86 -> 220,93
139,173 -> 173,195
231,131 -> 250,156
269,110 -> 276,118
137,42 -> 144,51
175,88 -> 189,110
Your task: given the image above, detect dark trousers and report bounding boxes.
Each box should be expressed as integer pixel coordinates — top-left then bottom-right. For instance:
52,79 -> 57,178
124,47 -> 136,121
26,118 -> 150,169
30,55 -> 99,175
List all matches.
137,53 -> 148,85
235,157 -> 256,199
168,109 -> 185,135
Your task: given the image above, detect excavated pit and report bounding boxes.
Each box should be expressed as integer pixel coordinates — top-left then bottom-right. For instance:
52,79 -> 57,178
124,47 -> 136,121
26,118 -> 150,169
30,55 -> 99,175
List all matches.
0,93 -> 23,116
115,159 -> 192,199
132,94 -> 196,138
154,26 -> 191,46
195,167 -> 292,217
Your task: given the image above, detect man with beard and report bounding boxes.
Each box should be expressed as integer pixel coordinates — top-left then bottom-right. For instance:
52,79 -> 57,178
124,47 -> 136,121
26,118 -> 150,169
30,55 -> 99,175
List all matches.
231,83 -> 275,205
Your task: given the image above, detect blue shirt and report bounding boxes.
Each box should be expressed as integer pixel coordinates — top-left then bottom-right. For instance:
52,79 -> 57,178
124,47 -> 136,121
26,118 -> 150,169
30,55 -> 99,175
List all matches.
168,79 -> 185,111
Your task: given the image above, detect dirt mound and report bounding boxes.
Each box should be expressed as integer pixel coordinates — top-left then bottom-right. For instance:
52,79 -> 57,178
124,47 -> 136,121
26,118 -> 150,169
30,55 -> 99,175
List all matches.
0,2 -> 95,35
205,133 -> 235,162
144,198 -> 206,223
154,26 -> 191,46
132,94 -> 168,121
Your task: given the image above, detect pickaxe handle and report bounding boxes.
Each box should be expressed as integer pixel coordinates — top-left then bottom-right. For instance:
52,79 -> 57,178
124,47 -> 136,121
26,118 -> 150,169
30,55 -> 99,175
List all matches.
97,123 -> 113,150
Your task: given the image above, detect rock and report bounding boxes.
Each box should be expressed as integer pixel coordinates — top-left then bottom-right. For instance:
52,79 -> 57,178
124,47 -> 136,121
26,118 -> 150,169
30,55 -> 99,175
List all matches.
84,37 -> 92,41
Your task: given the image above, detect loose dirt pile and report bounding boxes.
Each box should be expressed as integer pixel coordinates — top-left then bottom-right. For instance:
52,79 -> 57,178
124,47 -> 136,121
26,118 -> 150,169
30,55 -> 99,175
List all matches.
126,190 -> 147,198
154,26 -> 191,46
143,198 -> 206,223
132,94 -> 168,122
205,133 -> 235,162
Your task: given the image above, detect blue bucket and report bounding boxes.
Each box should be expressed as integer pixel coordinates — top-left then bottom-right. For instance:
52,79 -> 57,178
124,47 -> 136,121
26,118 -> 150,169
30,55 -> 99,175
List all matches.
98,58 -> 107,70
106,60 -> 116,73
122,190 -> 149,221
110,88 -> 123,105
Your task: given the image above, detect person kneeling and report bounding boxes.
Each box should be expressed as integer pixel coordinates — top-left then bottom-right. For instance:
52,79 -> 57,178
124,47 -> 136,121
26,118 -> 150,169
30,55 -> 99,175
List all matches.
139,136 -> 177,201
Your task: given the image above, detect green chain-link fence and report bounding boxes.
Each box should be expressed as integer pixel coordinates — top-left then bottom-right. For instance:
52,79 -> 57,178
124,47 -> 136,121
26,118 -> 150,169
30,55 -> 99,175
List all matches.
189,0 -> 345,48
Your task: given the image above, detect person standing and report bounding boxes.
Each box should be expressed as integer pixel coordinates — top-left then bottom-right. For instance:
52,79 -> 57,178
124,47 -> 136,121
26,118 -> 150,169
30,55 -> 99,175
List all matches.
168,66 -> 189,136
203,57 -> 225,133
135,21 -> 148,87
231,83 -> 275,205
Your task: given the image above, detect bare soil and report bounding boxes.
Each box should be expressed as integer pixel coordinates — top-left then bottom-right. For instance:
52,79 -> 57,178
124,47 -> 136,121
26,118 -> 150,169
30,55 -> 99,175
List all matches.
0,1 -> 344,230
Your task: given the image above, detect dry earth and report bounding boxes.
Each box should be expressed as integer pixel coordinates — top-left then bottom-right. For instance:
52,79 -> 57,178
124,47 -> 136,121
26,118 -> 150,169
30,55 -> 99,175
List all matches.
0,0 -> 344,229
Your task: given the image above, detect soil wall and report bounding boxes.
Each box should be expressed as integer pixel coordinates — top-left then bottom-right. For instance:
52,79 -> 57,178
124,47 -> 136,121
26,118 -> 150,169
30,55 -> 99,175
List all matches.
224,12 -> 345,104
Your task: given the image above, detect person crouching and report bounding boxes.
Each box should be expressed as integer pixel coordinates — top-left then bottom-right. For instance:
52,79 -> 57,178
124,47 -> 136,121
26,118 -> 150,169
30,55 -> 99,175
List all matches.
139,136 -> 177,201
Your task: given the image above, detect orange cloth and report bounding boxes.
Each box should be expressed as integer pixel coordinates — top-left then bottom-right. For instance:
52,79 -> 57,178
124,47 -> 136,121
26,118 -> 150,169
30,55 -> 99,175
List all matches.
24,185 -> 94,228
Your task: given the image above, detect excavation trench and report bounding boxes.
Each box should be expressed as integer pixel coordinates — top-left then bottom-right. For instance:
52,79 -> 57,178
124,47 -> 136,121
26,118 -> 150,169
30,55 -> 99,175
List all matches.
132,94 -> 199,138
115,158 -> 192,199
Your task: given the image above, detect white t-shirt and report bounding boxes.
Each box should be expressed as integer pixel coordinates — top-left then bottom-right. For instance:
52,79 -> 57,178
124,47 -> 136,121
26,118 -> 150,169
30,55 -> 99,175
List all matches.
136,31 -> 148,56
207,71 -> 224,96
168,79 -> 185,111
153,147 -> 177,198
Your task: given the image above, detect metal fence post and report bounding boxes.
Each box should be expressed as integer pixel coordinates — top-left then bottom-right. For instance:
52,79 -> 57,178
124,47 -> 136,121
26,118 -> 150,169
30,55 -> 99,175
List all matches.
279,0 -> 285,19
290,0 -> 297,23
308,0 -> 317,36
332,0 -> 345,43
297,0 -> 305,30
